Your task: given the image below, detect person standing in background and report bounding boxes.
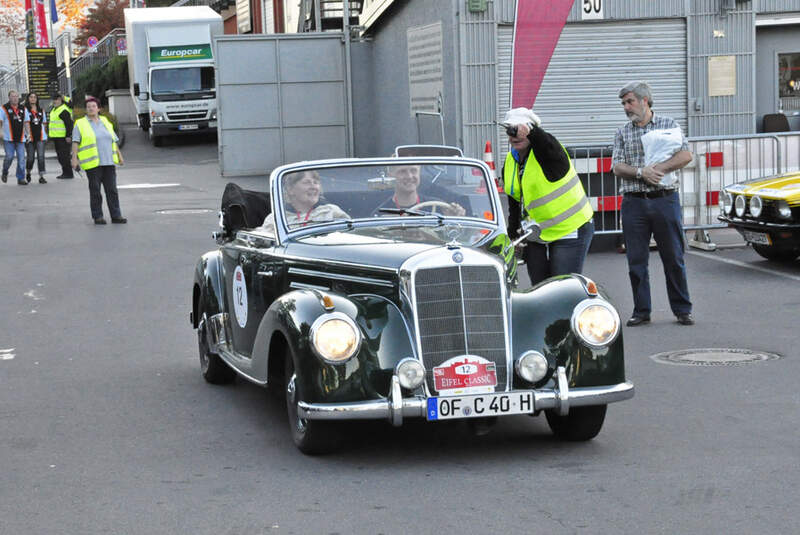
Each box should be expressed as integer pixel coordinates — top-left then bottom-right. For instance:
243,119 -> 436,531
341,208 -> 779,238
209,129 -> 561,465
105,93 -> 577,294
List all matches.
49,94 -> 74,179
611,81 -> 694,327
1,90 -> 32,185
71,96 -> 126,225
24,92 -> 47,184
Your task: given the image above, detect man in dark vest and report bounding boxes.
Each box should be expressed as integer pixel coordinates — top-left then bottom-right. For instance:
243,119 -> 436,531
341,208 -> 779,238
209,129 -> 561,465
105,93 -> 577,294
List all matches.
1,90 -> 31,185
49,94 -> 75,179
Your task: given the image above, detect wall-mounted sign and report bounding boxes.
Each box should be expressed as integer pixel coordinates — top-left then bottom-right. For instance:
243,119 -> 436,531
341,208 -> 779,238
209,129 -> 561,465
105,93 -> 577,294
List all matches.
407,22 -> 443,117
581,0 -> 603,20
709,55 -> 736,97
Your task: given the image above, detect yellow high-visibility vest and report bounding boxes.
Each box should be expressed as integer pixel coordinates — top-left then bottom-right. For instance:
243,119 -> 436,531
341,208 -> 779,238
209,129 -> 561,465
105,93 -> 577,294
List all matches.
75,116 -> 120,170
504,149 -> 593,242
48,104 -> 73,138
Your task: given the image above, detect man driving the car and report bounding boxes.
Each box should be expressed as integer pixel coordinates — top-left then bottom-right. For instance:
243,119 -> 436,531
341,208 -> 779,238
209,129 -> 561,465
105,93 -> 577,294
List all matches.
374,163 -> 466,216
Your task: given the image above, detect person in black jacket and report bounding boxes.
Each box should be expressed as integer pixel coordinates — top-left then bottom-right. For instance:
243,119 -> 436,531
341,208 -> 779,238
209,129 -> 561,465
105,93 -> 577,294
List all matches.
24,92 -> 47,184
500,107 -> 594,286
48,94 -> 74,179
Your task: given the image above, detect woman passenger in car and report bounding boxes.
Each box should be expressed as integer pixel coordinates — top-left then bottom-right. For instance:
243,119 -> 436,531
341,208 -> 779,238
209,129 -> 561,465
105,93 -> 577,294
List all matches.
261,170 -> 348,232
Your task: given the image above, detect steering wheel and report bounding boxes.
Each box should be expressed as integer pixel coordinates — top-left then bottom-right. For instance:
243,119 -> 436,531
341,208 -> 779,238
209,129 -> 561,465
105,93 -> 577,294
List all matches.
410,200 -> 454,214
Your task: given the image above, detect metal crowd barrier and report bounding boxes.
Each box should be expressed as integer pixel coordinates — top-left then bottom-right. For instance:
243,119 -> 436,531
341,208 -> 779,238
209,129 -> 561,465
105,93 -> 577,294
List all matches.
567,132 -> 800,250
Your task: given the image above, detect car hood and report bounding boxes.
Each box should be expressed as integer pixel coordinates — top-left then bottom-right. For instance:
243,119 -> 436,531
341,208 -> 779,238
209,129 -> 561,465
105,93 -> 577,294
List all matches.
285,226 -> 499,272
725,173 -> 800,204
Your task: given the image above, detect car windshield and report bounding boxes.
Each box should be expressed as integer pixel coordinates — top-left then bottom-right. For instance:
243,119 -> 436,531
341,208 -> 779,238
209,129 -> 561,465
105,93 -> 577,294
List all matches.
273,161 -> 497,233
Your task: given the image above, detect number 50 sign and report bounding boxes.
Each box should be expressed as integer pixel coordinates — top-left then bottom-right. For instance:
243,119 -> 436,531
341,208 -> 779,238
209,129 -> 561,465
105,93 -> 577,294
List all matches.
581,0 -> 603,20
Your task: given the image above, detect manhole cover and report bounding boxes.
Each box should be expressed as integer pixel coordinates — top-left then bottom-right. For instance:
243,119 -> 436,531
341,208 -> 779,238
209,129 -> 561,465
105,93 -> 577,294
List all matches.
650,348 -> 782,366
155,208 -> 215,215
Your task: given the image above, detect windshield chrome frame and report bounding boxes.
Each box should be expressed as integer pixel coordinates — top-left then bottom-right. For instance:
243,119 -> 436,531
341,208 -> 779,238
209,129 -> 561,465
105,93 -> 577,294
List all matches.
269,157 -> 504,246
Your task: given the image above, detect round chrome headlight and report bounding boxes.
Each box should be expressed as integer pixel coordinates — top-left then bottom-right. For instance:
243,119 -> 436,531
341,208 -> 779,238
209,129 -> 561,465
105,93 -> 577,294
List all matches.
395,358 -> 425,389
734,195 -> 746,217
310,312 -> 361,363
571,299 -> 621,349
749,195 -> 763,218
721,192 -> 733,215
515,351 -> 549,383
776,200 -> 792,220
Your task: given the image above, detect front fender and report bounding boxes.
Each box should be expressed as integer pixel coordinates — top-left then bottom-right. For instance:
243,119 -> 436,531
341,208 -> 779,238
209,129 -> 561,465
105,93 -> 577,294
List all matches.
253,291 -> 415,404
193,250 -> 226,328
511,275 -> 625,389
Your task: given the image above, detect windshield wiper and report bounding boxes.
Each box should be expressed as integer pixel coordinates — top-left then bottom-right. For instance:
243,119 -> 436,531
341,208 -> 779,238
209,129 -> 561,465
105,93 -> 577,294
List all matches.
379,207 -> 444,224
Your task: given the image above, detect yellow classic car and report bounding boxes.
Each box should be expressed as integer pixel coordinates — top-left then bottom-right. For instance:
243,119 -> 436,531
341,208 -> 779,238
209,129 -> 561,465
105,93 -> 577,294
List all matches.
719,173 -> 800,261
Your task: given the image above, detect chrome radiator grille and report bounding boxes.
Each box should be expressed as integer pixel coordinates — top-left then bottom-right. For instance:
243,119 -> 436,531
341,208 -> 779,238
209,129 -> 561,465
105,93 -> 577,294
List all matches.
166,111 -> 207,121
414,265 -> 507,393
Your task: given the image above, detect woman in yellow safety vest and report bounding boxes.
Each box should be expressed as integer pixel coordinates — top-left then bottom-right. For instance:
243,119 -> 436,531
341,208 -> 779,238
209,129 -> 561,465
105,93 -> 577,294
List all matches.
71,96 -> 127,225
500,107 -> 594,286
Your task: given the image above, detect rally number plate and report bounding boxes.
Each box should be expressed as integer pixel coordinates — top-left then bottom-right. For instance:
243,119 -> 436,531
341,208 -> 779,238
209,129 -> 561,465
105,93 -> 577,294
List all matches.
742,230 -> 771,245
426,392 -> 534,421
179,124 -> 199,131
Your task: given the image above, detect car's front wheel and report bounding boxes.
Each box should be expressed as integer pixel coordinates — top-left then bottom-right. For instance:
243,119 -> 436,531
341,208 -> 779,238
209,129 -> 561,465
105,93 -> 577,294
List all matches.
752,244 -> 799,262
545,405 -> 607,441
285,352 -> 341,454
198,318 -> 236,385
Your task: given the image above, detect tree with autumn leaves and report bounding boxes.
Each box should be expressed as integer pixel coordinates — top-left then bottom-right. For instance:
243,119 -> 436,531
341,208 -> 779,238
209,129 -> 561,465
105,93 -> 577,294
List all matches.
74,0 -> 126,48
0,0 -> 89,44
0,0 -> 129,50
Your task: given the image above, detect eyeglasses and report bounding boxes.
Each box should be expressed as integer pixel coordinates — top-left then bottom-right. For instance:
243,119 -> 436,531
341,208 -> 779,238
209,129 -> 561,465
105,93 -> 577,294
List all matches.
505,126 -> 518,137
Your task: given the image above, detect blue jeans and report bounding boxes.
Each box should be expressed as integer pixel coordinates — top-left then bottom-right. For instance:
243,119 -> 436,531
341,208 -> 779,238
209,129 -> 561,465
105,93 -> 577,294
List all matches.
523,219 -> 594,285
3,140 -> 26,182
621,191 -> 692,317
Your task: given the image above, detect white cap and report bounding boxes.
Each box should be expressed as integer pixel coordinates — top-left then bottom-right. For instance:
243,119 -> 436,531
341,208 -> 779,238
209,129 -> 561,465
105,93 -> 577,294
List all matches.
501,107 -> 542,128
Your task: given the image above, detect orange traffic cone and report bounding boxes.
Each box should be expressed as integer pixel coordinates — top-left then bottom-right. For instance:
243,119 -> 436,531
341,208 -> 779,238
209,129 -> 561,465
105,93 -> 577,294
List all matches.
481,140 -> 502,193
475,141 -> 492,192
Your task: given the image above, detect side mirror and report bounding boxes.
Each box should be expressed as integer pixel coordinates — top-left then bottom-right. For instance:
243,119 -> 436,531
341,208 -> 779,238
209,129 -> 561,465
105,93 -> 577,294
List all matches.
511,219 -> 542,247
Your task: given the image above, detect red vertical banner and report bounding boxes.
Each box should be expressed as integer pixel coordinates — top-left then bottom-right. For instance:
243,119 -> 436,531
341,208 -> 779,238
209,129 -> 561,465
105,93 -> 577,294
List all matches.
25,0 -> 36,48
510,0 -> 574,108
34,0 -> 49,47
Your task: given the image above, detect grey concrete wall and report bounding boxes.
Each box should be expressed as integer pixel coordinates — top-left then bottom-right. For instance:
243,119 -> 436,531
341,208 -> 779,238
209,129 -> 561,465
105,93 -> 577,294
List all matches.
106,89 -> 138,125
354,0 -> 459,157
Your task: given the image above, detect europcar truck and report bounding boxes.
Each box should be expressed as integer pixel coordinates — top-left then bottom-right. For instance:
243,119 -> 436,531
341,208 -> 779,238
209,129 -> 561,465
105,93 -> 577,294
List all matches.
124,6 -> 223,146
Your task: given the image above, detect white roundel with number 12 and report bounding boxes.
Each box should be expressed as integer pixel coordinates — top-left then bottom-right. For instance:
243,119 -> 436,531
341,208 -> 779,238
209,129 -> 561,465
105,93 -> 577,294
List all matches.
233,265 -> 248,328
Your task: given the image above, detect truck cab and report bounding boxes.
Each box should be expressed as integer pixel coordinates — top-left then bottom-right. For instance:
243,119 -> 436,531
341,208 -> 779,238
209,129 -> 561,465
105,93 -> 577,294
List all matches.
125,6 -> 223,146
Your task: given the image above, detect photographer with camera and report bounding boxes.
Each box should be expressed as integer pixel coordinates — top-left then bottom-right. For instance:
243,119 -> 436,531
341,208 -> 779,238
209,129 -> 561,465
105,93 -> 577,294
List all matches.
500,107 -> 594,286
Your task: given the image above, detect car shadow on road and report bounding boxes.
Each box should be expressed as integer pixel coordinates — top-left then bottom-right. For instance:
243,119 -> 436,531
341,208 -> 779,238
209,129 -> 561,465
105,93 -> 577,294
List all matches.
226,378 -> 609,464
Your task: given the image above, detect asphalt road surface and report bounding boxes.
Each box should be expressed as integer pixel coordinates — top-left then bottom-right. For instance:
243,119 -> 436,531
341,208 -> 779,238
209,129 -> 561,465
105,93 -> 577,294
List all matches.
1,129 -> 798,534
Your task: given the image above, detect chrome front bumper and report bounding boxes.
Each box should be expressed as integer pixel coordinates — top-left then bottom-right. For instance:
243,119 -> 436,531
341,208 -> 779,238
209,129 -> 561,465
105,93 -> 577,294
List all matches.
297,366 -> 635,426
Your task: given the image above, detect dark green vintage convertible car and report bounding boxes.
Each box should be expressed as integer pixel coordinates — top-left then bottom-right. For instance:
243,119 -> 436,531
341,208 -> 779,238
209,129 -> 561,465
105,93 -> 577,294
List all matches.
191,155 -> 633,453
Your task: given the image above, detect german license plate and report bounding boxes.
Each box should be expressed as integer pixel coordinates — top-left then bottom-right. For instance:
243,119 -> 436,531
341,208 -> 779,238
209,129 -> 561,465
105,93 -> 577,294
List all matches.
178,124 -> 199,131
742,230 -> 771,245
426,392 -> 534,421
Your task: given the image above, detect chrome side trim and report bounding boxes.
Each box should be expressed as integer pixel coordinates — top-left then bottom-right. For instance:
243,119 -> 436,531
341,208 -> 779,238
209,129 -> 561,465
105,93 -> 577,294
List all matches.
288,267 -> 394,288
290,281 -> 330,291
296,381 -> 635,421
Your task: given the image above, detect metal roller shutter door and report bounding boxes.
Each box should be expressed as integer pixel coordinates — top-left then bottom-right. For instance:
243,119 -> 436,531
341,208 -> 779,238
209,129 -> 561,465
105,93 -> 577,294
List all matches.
498,19 -> 688,147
